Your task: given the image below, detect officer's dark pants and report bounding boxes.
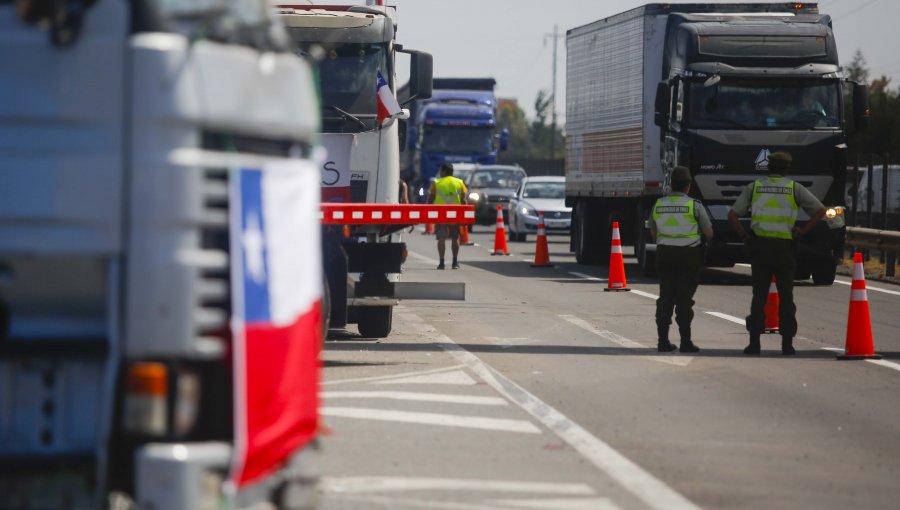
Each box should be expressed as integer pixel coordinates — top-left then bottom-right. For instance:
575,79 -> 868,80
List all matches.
655,245 -> 703,332
746,237 -> 798,338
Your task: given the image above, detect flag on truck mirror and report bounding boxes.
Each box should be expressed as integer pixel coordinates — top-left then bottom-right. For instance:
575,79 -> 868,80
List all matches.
229,162 -> 322,488
377,70 -> 401,126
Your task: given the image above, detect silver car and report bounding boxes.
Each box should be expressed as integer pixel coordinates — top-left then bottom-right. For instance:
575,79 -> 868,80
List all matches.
507,176 -> 571,242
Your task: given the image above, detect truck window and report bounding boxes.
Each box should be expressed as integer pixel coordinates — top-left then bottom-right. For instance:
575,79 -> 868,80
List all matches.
421,125 -> 495,154
687,80 -> 840,130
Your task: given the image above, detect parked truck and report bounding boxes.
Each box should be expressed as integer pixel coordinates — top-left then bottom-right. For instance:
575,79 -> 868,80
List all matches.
277,2 -> 472,338
401,78 -> 509,201
1,0 -> 322,508
566,2 -> 869,285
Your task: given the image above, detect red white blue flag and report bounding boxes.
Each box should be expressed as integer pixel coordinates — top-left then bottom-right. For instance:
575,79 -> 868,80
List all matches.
376,70 -> 401,126
229,160 -> 322,488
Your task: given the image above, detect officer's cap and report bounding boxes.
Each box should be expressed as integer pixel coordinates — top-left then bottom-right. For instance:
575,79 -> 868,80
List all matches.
671,166 -> 692,188
768,151 -> 792,172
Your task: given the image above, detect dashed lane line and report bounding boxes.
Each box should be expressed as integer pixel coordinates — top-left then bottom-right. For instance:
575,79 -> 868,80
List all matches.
833,278 -> 900,297
821,347 -> 900,373
559,314 -> 692,367
704,311 -> 747,326
568,271 -> 606,282
320,477 -> 595,495
322,391 -> 507,406
398,307 -> 702,510
320,407 -> 541,434
323,364 -> 466,386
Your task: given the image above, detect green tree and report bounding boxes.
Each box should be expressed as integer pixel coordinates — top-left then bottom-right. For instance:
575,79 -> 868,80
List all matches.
845,50 -> 900,156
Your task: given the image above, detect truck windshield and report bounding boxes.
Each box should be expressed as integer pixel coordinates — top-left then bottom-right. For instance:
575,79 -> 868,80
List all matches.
292,41 -> 389,133
421,125 -> 494,154
687,80 -> 840,130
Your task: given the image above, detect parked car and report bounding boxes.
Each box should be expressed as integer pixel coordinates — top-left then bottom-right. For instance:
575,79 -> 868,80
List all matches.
507,176 -> 571,241
461,164 -> 527,225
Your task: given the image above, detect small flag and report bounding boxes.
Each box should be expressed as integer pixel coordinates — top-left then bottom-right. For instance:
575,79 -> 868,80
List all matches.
229,161 -> 322,488
376,70 -> 401,126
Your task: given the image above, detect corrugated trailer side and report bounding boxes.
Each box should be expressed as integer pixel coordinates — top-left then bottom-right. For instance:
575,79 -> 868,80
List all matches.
566,8 -> 647,197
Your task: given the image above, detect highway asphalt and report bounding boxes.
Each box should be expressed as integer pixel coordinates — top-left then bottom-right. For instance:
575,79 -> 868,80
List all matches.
318,228 -> 900,510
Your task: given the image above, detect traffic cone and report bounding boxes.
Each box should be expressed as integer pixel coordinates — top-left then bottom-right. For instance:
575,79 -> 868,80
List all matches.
491,205 -> 510,256
423,223 -> 434,235
604,221 -> 630,292
764,276 -> 779,333
460,224 -> 474,246
837,252 -> 882,360
531,212 -> 553,267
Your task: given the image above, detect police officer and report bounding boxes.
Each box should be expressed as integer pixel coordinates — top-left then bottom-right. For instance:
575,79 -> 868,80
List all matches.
427,163 -> 468,269
727,151 -> 826,355
650,166 -> 714,353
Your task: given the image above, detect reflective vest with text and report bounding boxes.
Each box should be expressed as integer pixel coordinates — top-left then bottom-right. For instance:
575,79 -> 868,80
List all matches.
750,177 -> 798,240
652,195 -> 700,247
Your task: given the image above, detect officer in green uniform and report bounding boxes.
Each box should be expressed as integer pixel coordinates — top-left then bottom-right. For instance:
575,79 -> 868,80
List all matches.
727,151 -> 826,355
649,166 -> 714,353
427,163 -> 468,269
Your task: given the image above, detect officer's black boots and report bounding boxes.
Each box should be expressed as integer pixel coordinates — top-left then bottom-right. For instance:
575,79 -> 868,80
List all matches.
678,327 -> 700,353
657,326 -> 677,352
744,333 -> 761,355
781,336 -> 796,355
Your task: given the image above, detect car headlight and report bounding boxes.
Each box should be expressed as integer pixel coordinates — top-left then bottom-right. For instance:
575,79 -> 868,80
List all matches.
468,192 -> 480,202
520,206 -> 537,217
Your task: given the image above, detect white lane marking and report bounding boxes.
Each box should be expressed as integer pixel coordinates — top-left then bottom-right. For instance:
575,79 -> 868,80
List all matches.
493,498 -> 621,510
322,391 -> 507,406
320,476 -> 595,495
568,271 -> 606,282
397,308 -> 701,510
821,347 -> 900,373
705,311 -> 746,326
321,407 -> 541,434
834,278 -> 900,297
559,315 -> 692,367
629,289 -> 659,299
323,364 -> 466,386
408,250 -> 440,266
375,369 -> 477,386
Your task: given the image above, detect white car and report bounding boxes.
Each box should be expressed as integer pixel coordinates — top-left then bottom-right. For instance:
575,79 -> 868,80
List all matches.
507,176 -> 571,242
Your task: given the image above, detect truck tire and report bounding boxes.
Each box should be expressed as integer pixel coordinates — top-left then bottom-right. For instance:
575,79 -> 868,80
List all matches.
575,201 -> 605,265
794,262 -> 811,281
635,203 -> 656,277
357,306 -> 393,338
811,260 -> 836,286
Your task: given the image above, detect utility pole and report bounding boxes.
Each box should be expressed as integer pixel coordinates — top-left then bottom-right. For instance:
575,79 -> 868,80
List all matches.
544,25 -> 561,160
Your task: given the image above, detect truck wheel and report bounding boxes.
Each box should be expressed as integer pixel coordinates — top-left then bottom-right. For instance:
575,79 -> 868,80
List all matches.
357,306 -> 393,338
794,263 -> 811,281
575,202 -> 602,265
811,261 -> 836,286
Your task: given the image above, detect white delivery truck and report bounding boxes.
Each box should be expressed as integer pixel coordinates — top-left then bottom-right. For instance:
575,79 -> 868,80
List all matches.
566,3 -> 869,284
277,2 -> 473,339
0,0 -> 322,508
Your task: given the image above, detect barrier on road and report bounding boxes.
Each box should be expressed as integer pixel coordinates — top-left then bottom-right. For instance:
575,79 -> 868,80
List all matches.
491,205 -> 510,256
845,226 -> 900,277
764,276 -> 779,333
531,212 -> 554,268
838,252 -> 882,360
604,221 -> 630,292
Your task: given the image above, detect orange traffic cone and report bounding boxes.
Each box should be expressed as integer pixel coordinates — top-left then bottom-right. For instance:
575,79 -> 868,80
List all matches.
531,212 -> 553,267
838,252 -> 882,360
423,223 -> 434,235
764,276 -> 779,333
491,205 -> 510,256
604,221 -> 630,292
460,224 -> 474,246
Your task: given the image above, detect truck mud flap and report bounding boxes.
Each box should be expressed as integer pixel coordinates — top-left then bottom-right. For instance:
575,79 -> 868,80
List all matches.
345,243 -> 405,274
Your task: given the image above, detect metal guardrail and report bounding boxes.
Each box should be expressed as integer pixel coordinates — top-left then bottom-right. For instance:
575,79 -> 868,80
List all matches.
845,226 -> 900,277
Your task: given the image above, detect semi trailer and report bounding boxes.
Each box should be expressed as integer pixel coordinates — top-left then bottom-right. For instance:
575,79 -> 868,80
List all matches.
566,2 -> 869,284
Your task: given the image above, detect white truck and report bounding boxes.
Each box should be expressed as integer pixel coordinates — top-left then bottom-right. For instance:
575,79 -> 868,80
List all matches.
1,0 -> 322,508
566,3 -> 869,284
278,2 -> 472,338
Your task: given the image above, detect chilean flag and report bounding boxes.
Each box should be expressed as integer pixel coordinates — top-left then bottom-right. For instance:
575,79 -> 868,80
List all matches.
229,161 -> 322,488
376,70 -> 401,126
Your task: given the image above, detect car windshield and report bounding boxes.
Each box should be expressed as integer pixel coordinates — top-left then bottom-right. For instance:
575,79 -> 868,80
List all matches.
468,170 -> 523,189
687,79 -> 840,130
522,181 -> 565,199
421,125 -> 495,154
289,40 -> 389,133
453,169 -> 473,183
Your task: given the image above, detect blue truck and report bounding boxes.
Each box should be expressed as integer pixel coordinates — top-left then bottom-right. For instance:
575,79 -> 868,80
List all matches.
401,78 -> 509,200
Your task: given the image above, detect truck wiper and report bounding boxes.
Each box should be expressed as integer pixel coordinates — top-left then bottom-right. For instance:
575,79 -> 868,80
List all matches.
322,105 -> 367,130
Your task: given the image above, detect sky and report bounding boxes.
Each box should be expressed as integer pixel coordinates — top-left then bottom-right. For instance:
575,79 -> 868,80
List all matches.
382,0 -> 900,122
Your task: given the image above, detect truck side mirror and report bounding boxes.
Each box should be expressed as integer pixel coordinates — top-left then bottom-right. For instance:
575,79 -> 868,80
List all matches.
499,128 -> 509,151
398,49 -> 433,102
852,82 -> 870,132
654,82 -> 670,127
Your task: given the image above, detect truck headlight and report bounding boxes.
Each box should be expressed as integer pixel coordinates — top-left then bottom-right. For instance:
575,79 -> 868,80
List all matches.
825,206 -> 843,219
